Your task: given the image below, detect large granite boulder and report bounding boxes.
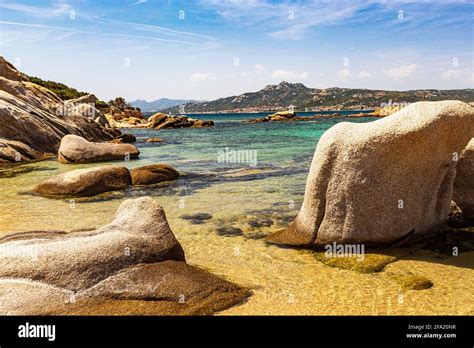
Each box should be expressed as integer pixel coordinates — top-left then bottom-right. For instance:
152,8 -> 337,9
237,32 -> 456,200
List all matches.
0,197 -> 250,315
147,112 -> 214,129
267,101 -> 474,247
130,164 -> 180,186
33,165 -> 132,197
453,138 -> 474,222
0,57 -> 120,163
58,134 -> 139,163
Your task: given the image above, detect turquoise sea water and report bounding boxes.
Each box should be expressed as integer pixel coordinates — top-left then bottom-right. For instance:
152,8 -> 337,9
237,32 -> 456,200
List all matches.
135,112 -> 376,172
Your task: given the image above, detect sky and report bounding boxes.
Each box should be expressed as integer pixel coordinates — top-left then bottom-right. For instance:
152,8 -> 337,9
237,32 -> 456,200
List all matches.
0,0 -> 473,102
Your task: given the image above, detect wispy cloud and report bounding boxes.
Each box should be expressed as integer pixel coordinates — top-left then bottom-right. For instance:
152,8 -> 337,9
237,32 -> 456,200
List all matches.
441,69 -> 462,80
130,0 -> 147,6
0,21 -> 201,45
0,1 -> 73,19
358,71 -> 372,78
255,64 -> 265,73
200,0 -> 372,40
384,64 -> 417,79
94,18 -> 217,42
200,0 -> 472,40
190,72 -> 214,81
272,69 -> 308,80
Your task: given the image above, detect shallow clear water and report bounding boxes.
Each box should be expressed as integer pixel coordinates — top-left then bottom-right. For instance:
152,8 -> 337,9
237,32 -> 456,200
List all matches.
1,115 -> 472,315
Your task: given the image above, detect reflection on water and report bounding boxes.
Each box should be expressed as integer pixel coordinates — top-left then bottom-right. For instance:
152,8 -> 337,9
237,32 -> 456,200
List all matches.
0,117 -> 472,315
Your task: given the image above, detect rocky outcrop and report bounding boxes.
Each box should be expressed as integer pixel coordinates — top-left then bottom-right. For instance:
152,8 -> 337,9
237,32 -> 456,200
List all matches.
0,197 -> 250,315
33,165 -> 131,197
106,104 -> 144,122
130,164 -> 180,186
150,114 -> 214,129
0,57 -> 120,163
106,111 -> 214,129
267,101 -> 474,247
453,138 -> 474,222
244,110 -> 376,123
58,134 -> 139,163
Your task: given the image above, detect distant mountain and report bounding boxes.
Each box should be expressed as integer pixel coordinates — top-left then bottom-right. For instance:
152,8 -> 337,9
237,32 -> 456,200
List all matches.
131,98 -> 199,112
162,81 -> 473,114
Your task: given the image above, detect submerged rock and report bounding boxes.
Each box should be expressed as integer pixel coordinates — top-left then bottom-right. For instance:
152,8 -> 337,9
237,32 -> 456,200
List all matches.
267,101 -> 474,247
58,134 -> 139,163
453,138 -> 474,223
180,212 -> 213,224
130,164 -> 180,186
0,197 -> 250,315
216,226 -> 244,237
33,165 -> 132,197
386,272 -> 433,290
313,251 -> 397,273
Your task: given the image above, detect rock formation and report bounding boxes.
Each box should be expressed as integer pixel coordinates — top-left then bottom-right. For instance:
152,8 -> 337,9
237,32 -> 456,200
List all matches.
0,197 -> 250,315
267,101 -> 474,247
130,164 -> 180,186
106,111 -> 214,129
33,166 -> 132,197
0,57 -> 120,163
58,134 -> 139,163
453,138 -> 474,222
33,163 -> 180,197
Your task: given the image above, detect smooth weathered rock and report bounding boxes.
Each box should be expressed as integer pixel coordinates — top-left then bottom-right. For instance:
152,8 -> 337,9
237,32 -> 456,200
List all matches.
0,197 -> 250,315
130,164 -> 179,186
33,165 -> 132,197
0,57 -> 120,163
0,139 -> 43,163
0,197 -> 184,291
453,138 -> 474,222
58,134 -> 139,163
267,101 -> 474,247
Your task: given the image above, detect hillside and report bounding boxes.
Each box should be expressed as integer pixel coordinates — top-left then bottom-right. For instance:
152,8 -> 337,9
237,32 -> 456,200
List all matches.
162,81 -> 474,113
130,98 -> 198,112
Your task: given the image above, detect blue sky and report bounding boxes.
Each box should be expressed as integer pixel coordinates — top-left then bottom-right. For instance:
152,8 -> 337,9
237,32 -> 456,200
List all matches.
0,0 -> 472,101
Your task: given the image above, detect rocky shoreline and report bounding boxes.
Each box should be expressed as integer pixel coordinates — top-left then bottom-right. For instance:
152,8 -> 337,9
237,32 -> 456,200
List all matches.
243,110 -> 380,123
1,55 -> 473,315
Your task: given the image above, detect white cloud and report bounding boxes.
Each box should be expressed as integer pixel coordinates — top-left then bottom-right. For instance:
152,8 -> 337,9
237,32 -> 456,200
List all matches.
338,69 -> 351,80
130,0 -> 147,6
384,64 -> 417,79
201,0 -> 368,40
0,2 -> 72,18
190,73 -> 211,82
358,70 -> 372,78
255,64 -> 266,73
441,69 -> 462,80
271,69 -> 308,80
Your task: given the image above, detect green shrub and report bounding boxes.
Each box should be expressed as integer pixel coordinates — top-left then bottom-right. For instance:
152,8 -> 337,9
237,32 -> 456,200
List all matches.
27,75 -> 87,100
